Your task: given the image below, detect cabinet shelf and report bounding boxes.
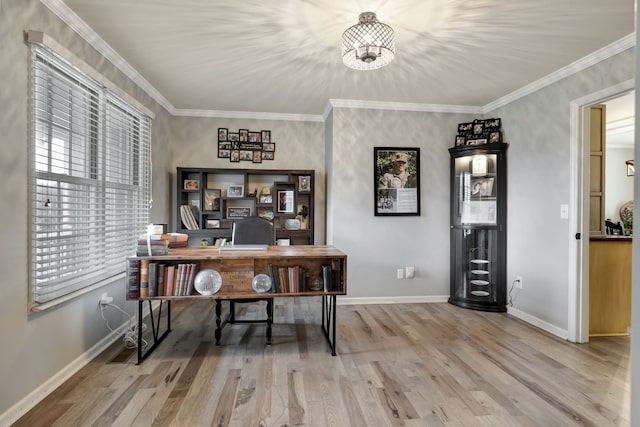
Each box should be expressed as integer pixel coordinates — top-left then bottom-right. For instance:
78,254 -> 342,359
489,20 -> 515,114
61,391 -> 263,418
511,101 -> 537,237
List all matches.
177,167 -> 315,246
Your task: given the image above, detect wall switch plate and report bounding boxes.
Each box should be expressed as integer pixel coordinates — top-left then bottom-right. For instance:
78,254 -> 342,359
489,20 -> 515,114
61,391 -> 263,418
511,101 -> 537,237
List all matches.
515,276 -> 523,289
397,268 -> 404,279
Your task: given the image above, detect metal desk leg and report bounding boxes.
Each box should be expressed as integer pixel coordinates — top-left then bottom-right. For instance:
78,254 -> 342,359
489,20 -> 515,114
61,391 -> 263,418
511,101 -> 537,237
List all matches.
136,299 -> 171,365
321,295 -> 337,356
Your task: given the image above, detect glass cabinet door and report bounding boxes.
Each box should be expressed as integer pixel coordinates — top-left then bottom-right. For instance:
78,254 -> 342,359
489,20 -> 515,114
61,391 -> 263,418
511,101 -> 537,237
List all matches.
449,144 -> 507,312
452,154 -> 498,227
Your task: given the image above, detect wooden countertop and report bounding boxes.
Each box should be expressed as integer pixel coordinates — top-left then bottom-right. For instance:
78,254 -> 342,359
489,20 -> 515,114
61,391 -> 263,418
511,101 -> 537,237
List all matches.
590,235 -> 632,241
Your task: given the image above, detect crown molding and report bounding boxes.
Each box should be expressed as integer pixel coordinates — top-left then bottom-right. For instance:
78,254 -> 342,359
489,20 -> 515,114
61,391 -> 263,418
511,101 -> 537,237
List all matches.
40,0 -> 175,114
483,33 -> 636,113
328,98 -> 482,114
172,109 -> 324,122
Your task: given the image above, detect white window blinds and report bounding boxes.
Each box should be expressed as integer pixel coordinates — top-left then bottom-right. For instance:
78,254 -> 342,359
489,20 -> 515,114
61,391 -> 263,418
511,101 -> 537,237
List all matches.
30,43 -> 151,308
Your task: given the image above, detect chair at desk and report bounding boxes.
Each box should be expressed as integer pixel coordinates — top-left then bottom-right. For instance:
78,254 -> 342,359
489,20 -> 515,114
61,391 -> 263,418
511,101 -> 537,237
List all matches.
605,218 -> 625,235
221,216 -> 275,345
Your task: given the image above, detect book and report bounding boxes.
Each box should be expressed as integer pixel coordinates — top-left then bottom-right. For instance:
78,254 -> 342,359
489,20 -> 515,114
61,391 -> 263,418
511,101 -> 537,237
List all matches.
136,245 -> 169,256
165,265 -> 175,296
126,259 -> 140,299
322,265 -> 331,292
140,259 -> 150,297
157,264 -> 165,296
148,262 -> 158,297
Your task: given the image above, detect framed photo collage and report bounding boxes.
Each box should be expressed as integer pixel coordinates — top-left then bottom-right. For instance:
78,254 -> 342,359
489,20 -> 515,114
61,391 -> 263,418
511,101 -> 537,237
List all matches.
455,118 -> 503,147
217,128 -> 275,163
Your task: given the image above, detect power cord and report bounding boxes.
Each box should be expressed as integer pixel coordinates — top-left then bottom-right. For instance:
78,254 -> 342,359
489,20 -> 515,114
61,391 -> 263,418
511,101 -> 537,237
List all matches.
508,279 -> 517,306
100,302 -> 148,350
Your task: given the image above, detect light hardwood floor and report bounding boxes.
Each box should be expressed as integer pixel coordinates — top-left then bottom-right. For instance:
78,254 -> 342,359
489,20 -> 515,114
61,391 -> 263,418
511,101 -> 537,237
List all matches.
13,299 -> 630,426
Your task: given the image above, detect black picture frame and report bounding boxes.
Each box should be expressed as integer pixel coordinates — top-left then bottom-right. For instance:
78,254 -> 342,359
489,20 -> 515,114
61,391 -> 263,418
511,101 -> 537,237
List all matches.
248,132 -> 261,143
218,128 -> 228,141
227,207 -> 251,219
261,130 -> 271,143
484,118 -> 501,129
374,147 -> 421,216
455,135 -> 466,146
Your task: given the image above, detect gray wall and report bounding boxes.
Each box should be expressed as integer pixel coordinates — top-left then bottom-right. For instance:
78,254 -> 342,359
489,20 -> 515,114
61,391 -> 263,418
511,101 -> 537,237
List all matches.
1,0 -> 637,422
487,48 -> 634,329
328,108 -> 476,299
0,0 -> 173,418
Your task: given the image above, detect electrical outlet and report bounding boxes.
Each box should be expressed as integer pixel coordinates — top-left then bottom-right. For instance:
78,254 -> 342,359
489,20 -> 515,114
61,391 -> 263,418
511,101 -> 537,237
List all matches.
405,266 -> 415,279
100,293 -> 113,305
397,268 -> 404,279
515,276 -> 523,289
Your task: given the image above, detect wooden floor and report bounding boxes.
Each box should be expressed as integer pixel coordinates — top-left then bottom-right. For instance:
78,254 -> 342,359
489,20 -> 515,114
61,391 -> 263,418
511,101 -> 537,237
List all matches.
14,299 -> 630,427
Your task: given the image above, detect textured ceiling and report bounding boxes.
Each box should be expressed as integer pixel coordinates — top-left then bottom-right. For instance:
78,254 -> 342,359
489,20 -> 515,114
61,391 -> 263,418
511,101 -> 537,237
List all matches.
57,0 -> 635,116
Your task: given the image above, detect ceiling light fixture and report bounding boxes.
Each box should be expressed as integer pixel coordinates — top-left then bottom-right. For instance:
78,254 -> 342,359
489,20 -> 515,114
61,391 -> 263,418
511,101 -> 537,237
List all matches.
341,12 -> 395,70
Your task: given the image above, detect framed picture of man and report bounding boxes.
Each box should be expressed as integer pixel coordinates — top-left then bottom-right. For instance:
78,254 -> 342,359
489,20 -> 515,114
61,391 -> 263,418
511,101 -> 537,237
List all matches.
374,147 -> 421,216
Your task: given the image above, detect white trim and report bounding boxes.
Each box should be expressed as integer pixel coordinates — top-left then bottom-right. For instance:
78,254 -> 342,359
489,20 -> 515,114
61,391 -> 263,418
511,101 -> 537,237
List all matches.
568,80 -> 635,343
172,109 -> 324,122
337,295 -> 449,305
485,34 -> 635,113
329,99 -> 482,114
507,306 -> 569,340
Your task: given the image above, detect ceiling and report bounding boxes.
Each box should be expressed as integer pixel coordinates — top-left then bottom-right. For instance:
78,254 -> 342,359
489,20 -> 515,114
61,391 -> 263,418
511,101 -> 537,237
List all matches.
53,0 -> 635,118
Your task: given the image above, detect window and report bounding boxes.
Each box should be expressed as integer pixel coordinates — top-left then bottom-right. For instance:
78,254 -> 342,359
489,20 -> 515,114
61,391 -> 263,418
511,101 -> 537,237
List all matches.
29,43 -> 151,309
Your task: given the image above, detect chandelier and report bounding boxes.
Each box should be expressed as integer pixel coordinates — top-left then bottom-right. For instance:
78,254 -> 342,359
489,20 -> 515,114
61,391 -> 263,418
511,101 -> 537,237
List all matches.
341,12 -> 395,70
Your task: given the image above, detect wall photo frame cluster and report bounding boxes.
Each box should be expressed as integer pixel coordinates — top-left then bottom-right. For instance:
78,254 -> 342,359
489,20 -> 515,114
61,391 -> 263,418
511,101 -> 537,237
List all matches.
455,118 -> 503,146
218,128 -> 275,163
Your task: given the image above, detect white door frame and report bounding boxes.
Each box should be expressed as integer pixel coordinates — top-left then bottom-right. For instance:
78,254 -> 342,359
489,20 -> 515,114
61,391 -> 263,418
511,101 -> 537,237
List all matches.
568,79 -> 634,343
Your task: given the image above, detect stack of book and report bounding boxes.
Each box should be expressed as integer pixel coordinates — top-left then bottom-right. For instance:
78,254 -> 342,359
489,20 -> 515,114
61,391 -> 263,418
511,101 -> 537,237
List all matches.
162,232 -> 189,248
127,260 -> 199,298
180,205 -> 199,230
136,237 -> 168,256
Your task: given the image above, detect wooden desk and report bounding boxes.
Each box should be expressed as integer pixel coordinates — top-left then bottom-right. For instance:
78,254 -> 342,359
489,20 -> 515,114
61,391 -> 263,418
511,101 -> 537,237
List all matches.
127,245 -> 347,363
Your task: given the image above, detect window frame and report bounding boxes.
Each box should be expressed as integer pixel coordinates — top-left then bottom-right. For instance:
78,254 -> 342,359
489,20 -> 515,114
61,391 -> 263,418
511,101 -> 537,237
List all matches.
29,41 -> 151,310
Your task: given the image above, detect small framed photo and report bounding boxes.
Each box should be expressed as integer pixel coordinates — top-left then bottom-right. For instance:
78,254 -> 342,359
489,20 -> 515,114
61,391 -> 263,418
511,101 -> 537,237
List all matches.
488,131 -> 501,144
262,151 -> 274,160
455,135 -> 466,146
230,150 -> 240,162
227,185 -> 244,197
277,190 -> 295,213
458,122 -> 472,134
470,178 -> 495,198
227,207 -> 251,219
253,151 -> 262,163
248,132 -> 261,143
218,128 -> 228,141
228,132 -> 239,142
473,120 -> 484,135
259,194 -> 273,204
239,150 -> 253,161
204,189 -> 221,211
184,179 -> 199,190
298,175 -> 311,192
276,238 -> 291,246
206,219 -> 220,229
218,148 -> 230,158
263,143 -> 275,152
484,118 -> 501,129
261,130 -> 271,143
239,129 -> 249,142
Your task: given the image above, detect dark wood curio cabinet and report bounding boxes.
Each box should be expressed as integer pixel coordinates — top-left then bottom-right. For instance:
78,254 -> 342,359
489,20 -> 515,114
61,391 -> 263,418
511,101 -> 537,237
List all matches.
449,143 -> 508,312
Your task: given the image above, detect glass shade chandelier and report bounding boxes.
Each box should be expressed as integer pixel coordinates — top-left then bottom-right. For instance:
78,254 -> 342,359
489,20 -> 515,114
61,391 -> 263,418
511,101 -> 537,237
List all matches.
341,12 -> 395,70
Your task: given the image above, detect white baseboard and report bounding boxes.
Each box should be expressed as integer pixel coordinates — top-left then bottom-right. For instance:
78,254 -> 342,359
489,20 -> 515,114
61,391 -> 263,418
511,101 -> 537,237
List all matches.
0,302 -> 155,427
337,295 -> 449,305
507,306 -> 569,340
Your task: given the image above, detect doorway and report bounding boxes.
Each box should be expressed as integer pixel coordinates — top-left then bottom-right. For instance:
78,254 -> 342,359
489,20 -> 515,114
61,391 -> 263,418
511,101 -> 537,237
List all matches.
569,80 -> 634,343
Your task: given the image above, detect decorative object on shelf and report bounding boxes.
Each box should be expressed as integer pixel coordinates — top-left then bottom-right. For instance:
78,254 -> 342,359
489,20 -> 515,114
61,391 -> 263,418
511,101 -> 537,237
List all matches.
455,118 -> 503,146
252,273 -> 272,293
297,204 -> 309,229
342,12 -> 395,70
227,207 -> 251,219
194,269 -> 222,295
374,147 -> 421,216
626,159 -> 634,176
260,186 -> 273,204
277,190 -> 295,213
204,188 -> 221,211
309,276 -> 323,291
620,200 -> 633,234
218,127 -> 275,162
298,175 -> 311,192
285,218 -> 301,230
184,179 -> 199,190
227,184 -> 244,197
258,210 -> 274,221
276,238 -> 291,246
206,219 -> 220,229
